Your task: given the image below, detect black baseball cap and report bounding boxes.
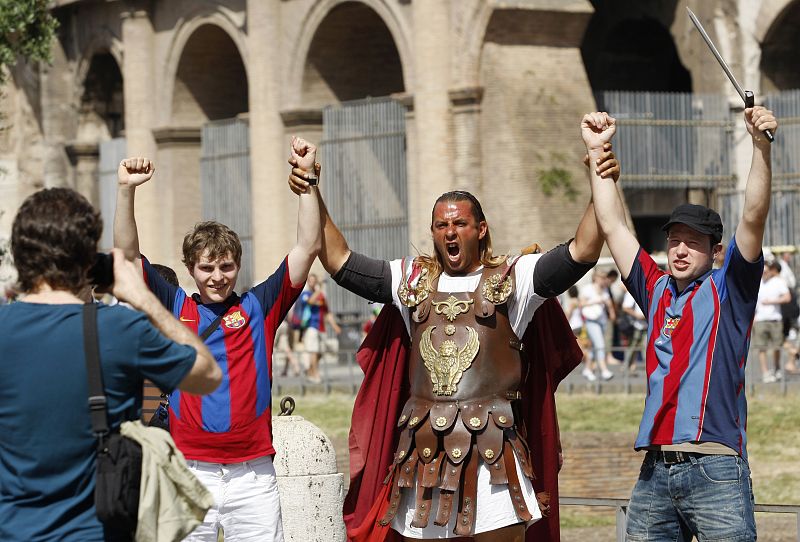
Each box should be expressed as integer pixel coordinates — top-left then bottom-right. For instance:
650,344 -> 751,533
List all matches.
661,203 -> 723,244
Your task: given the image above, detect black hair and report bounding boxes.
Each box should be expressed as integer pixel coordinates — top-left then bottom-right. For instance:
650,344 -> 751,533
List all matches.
11,188 -> 102,294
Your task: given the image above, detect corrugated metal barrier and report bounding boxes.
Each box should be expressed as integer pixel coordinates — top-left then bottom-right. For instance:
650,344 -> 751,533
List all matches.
320,97 -> 408,322
200,117 -> 254,289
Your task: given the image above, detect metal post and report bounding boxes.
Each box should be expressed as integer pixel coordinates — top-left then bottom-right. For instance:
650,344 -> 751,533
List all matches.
781,347 -> 789,396
616,504 -> 628,541
796,509 -> 799,542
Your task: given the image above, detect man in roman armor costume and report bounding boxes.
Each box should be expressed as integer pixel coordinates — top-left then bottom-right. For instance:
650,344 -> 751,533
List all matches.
288,113 -> 619,542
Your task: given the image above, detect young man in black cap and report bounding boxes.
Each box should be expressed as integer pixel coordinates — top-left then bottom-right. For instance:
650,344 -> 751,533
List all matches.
587,106 -> 777,541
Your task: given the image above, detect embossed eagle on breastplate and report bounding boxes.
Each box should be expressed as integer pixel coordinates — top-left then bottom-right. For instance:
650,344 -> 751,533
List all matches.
419,325 -> 480,396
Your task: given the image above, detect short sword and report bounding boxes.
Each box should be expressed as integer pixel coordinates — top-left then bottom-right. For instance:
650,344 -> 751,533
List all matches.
687,7 -> 774,142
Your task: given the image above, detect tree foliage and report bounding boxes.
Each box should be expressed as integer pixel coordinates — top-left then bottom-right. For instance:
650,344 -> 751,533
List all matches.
0,0 -> 58,80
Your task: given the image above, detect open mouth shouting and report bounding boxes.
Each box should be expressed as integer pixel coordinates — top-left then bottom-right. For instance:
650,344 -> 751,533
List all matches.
446,242 -> 461,262
431,199 -> 487,275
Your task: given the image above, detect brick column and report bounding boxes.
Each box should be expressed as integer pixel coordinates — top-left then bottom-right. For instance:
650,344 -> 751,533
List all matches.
477,3 -> 597,252
152,126 -> 202,284
121,5 -> 161,260
409,0 -> 452,254
449,87 -> 484,196
247,0 -> 289,280
65,143 -> 100,206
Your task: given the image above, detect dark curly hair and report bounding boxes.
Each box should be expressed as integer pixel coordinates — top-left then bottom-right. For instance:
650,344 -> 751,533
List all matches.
11,188 -> 102,294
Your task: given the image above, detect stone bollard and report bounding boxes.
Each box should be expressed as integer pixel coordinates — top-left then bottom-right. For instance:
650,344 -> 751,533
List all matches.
272,397 -> 346,542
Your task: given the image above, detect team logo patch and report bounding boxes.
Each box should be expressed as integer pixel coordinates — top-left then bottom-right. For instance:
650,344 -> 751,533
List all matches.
661,316 -> 680,338
223,310 -> 247,329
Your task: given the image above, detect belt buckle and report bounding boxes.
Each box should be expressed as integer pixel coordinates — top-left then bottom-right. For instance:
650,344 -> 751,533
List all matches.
662,451 -> 685,465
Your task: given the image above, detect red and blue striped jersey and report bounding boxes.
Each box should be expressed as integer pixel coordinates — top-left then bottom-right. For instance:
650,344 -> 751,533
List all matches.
142,256 -> 302,463
624,237 -> 763,457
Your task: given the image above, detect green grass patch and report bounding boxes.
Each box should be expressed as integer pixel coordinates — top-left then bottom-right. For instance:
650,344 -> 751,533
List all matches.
746,396 -> 800,505
556,393 -> 643,433
275,393 -> 355,441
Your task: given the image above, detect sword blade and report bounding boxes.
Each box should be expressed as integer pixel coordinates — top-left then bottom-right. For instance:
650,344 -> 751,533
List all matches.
686,7 -> 746,103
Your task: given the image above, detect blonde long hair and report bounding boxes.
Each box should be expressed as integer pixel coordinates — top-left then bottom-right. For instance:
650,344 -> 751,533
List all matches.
416,191 -> 506,283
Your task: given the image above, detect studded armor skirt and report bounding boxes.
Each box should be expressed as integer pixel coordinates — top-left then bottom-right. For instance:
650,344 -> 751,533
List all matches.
379,393 -> 540,537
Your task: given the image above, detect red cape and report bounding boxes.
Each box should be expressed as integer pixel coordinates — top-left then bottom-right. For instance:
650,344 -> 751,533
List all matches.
343,299 -> 582,542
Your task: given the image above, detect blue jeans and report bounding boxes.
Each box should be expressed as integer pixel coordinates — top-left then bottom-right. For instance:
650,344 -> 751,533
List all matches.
626,452 -> 756,542
585,319 -> 607,361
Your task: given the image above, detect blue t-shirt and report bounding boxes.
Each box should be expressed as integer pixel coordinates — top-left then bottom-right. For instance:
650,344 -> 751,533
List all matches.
624,236 -> 763,457
0,302 -> 196,541
296,287 -> 326,331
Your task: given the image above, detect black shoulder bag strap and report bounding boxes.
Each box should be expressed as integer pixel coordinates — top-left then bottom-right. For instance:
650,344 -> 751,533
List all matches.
83,303 -> 142,532
199,295 -> 237,341
83,303 -> 109,442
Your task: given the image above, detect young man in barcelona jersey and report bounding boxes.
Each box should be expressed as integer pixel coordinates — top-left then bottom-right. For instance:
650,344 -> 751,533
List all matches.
114,137 -> 322,541
587,107 -> 778,541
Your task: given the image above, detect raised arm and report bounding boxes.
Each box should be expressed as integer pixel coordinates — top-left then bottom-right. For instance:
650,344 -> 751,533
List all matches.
325,310 -> 342,335
531,142 -> 621,297
583,113 -> 640,279
288,163 -> 352,276
114,157 -> 154,264
286,137 -> 323,286
109,249 -> 221,394
288,166 -> 393,304
569,139 -> 620,264
735,106 -> 779,262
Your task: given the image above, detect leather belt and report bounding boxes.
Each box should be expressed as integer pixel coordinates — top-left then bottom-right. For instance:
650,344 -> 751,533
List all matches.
653,450 -> 703,465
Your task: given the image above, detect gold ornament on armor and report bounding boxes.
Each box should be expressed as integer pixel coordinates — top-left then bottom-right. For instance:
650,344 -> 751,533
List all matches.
482,273 -> 513,304
432,296 -> 474,322
419,325 -> 480,396
398,267 -> 432,307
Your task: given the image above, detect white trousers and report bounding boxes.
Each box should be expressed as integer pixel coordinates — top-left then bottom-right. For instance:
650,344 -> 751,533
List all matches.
184,456 -> 284,542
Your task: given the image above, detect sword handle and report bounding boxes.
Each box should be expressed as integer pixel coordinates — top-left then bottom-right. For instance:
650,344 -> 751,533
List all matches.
745,91 -> 774,143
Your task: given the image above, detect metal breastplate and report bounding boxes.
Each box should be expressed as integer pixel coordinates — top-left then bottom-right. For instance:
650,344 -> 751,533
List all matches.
407,266 -> 523,401
380,261 -> 536,536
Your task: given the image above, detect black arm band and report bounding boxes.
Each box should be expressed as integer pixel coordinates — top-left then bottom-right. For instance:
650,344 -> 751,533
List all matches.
331,251 -> 393,304
533,240 -> 597,298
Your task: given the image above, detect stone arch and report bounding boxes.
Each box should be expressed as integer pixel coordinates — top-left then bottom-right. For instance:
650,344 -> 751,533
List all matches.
581,3 -> 691,92
759,0 -> 800,90
76,30 -> 123,90
289,0 -> 410,107
455,1 -> 494,88
162,12 -> 249,124
75,31 -> 125,141
154,13 -> 250,292
756,0 -> 795,42
76,51 -> 124,141
474,3 -> 600,253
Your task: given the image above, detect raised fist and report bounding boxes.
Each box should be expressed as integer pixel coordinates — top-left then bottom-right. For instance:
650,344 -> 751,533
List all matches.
289,136 -> 317,172
581,112 -> 616,151
118,157 -> 155,187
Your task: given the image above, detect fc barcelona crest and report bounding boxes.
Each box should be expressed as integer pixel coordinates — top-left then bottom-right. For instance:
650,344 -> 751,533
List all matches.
223,310 -> 247,329
661,316 -> 680,338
